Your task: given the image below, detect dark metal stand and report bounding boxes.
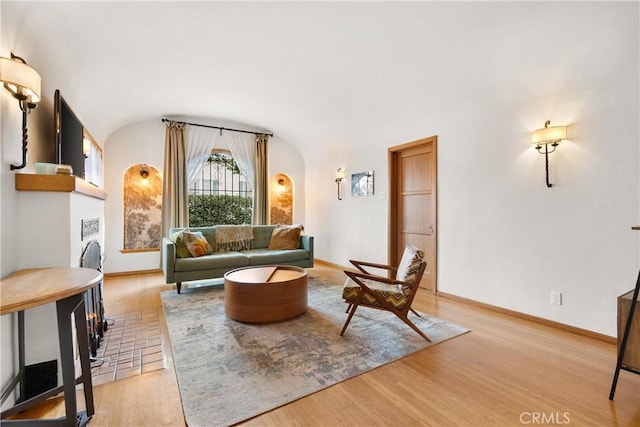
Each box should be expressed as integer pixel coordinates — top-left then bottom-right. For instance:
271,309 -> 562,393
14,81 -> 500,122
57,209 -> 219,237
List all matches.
1,293 -> 95,426
609,227 -> 640,400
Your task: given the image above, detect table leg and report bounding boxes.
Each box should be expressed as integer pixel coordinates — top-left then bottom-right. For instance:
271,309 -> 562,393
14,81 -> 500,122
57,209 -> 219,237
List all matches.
56,294 -> 94,426
609,268 -> 640,400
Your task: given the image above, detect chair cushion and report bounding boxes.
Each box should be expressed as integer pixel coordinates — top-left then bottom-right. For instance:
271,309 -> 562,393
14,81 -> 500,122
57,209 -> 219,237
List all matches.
342,277 -> 409,310
396,245 -> 424,283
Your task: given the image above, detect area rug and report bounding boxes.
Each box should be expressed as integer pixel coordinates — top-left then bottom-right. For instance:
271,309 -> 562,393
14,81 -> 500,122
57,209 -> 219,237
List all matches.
90,311 -> 165,386
161,276 -> 469,427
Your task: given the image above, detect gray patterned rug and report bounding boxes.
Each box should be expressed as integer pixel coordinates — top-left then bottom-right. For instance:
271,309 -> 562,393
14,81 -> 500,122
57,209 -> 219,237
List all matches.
161,276 -> 469,427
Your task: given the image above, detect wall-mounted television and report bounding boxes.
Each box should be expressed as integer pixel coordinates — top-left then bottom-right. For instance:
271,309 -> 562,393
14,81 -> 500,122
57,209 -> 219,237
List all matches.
54,90 -> 102,186
54,89 -> 85,180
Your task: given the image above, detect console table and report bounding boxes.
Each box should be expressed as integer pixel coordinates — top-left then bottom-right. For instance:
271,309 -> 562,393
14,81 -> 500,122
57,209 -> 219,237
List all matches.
0,267 -> 102,426
609,226 -> 640,399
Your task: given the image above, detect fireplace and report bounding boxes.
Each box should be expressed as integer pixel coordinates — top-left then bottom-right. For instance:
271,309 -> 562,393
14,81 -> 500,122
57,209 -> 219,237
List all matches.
80,240 -> 108,357
12,174 -> 106,395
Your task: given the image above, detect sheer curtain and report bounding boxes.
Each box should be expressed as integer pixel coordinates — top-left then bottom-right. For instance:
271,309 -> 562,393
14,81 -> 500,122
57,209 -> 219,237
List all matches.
185,125 -> 221,187
161,121 -> 188,238
225,132 -> 255,191
225,132 -> 269,225
84,142 -> 103,187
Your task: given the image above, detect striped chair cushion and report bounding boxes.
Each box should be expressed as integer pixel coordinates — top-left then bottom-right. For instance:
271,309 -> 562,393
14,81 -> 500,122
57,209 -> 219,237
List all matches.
396,245 -> 424,283
342,277 -> 409,310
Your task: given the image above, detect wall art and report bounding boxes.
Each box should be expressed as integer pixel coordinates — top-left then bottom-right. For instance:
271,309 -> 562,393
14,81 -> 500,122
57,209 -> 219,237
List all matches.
351,171 -> 374,197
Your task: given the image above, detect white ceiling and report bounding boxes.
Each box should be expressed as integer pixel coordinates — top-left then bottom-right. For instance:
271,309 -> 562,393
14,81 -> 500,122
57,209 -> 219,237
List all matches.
3,1 -> 631,158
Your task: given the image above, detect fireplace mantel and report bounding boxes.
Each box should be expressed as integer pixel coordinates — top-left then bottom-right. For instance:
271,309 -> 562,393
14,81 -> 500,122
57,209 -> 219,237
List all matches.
15,173 -> 107,200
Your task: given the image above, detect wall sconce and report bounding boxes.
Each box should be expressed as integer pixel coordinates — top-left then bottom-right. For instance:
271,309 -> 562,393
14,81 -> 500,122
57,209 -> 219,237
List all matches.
0,53 -> 41,170
335,168 -> 345,200
531,120 -> 568,188
140,168 -> 149,180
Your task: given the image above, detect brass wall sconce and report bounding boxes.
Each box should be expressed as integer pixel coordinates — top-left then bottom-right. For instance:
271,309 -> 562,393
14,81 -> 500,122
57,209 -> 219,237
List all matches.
531,120 -> 568,188
0,53 -> 41,170
335,168 -> 345,200
140,168 -> 149,179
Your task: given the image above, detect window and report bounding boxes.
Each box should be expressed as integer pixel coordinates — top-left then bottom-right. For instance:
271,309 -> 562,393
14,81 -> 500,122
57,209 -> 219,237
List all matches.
188,151 -> 253,226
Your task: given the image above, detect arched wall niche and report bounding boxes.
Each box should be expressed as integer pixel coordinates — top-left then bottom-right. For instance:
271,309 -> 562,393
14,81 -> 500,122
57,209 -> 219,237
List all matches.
270,173 -> 293,225
122,163 -> 162,251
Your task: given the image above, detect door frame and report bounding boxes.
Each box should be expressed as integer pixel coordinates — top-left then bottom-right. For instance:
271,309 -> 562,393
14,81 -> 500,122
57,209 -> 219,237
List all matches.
388,135 -> 438,293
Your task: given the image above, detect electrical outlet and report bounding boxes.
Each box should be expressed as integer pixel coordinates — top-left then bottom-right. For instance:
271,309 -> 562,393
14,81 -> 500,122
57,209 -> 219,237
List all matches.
550,291 -> 563,305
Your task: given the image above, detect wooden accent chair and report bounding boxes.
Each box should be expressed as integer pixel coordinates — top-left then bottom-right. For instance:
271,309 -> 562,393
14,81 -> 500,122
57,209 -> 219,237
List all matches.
340,245 -> 431,341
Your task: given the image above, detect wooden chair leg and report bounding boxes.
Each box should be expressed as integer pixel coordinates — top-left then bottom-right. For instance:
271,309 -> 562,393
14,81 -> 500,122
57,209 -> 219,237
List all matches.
345,303 -> 353,314
399,314 -> 432,342
340,302 -> 360,336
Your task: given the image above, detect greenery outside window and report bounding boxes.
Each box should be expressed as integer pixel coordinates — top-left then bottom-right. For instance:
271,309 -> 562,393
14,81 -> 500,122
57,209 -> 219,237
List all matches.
188,151 -> 252,226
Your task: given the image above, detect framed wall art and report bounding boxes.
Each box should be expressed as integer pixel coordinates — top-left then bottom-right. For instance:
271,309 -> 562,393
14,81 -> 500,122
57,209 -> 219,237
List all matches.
351,171 -> 374,197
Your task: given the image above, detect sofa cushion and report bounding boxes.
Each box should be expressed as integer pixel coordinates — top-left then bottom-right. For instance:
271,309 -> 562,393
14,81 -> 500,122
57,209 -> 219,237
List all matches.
268,225 -> 303,250
243,248 -> 309,265
174,251 -> 249,272
252,225 -> 277,249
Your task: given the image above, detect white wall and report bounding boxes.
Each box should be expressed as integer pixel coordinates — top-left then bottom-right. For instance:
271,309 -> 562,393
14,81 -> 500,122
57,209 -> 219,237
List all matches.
0,5 -> 54,405
269,136 -> 306,226
103,117 -> 306,273
103,119 -> 166,274
304,3 -> 639,337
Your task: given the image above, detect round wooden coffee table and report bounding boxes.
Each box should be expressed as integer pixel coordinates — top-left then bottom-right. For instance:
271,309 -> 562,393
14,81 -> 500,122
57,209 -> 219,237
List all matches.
224,265 -> 308,323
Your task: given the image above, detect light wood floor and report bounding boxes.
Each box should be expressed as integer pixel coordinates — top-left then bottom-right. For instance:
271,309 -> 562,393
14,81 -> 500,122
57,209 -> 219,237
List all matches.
11,264 -> 640,426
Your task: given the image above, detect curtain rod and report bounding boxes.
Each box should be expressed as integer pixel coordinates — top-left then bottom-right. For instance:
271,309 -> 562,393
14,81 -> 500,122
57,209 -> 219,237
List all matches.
161,118 -> 273,137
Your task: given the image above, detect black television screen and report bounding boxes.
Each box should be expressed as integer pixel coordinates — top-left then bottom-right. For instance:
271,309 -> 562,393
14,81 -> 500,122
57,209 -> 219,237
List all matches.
54,89 -> 84,179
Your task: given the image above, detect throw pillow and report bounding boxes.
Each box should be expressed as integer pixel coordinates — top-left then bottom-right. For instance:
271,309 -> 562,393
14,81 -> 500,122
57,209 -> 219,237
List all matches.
268,225 -> 303,250
170,231 -> 192,258
182,231 -> 214,257
396,245 -> 425,283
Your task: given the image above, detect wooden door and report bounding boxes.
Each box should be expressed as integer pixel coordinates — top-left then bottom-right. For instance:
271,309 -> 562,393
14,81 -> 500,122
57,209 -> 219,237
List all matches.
389,136 -> 437,292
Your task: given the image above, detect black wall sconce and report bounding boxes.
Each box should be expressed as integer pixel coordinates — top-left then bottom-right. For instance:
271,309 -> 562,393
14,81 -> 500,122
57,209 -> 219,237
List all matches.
0,53 -> 41,170
335,168 -> 345,200
531,120 -> 568,188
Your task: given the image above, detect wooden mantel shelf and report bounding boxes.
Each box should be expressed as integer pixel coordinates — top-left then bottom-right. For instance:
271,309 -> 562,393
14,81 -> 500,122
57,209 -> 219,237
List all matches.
15,173 -> 107,200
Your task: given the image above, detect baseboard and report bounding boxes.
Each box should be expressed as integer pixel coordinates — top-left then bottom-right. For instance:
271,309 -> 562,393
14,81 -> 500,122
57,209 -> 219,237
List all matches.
313,258 -> 349,270
437,291 -> 616,344
104,268 -> 162,278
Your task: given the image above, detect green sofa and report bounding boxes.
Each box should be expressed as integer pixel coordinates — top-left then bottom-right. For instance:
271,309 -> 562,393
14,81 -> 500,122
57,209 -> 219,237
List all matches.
162,225 -> 314,293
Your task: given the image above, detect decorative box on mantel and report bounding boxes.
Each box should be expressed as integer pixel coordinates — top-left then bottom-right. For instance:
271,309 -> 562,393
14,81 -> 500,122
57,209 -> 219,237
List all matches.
13,173 -> 107,384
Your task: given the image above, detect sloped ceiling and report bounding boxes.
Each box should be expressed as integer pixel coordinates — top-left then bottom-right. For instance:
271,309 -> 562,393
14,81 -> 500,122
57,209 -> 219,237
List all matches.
2,1 -> 628,158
